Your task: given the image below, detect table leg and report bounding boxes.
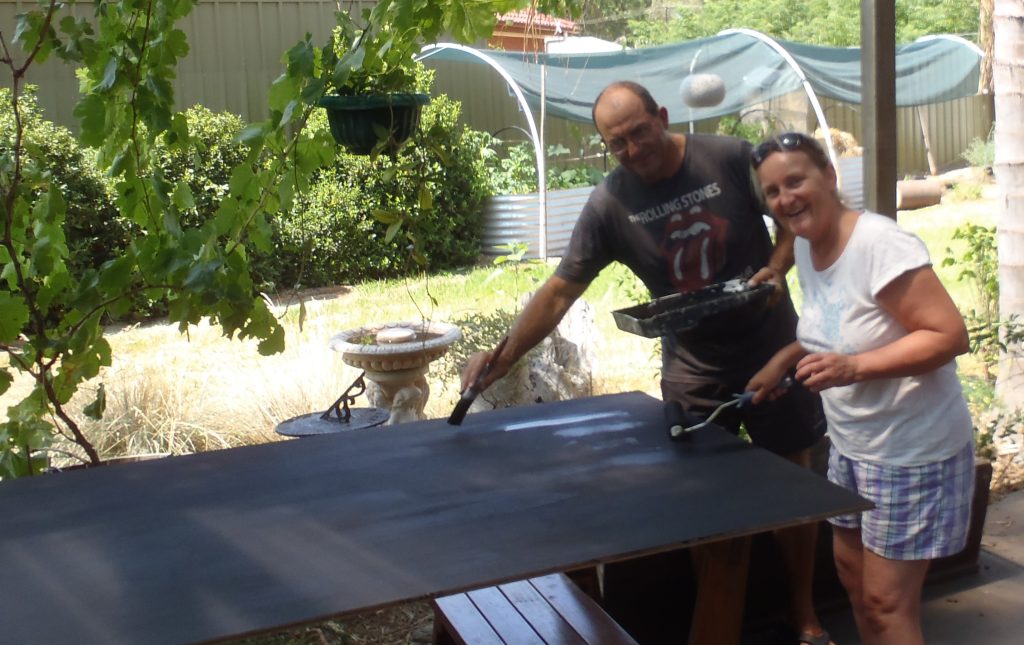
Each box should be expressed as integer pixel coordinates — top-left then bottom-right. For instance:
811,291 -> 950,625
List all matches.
688,535 -> 752,645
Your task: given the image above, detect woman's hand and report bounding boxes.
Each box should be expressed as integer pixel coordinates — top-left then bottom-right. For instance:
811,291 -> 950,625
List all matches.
746,363 -> 790,405
795,352 -> 860,392
747,341 -> 806,404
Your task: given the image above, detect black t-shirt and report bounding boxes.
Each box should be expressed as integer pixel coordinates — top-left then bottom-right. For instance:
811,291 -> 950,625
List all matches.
556,134 -> 799,384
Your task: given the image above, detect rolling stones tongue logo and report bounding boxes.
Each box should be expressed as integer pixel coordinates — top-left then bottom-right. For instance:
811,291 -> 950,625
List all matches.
663,206 -> 728,291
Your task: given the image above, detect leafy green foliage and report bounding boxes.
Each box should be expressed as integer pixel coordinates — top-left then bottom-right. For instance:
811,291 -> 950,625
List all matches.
577,0 -> 650,41
483,139 -> 606,195
546,139 -> 606,189
715,114 -> 773,145
1,0 -> 289,477
1,0 -> 592,478
627,0 -> 979,48
483,139 -> 540,194
152,105 -> 251,229
0,88 -> 127,280
486,241 -> 543,309
942,223 -> 1024,382
272,91 -> 492,287
962,126 -> 995,170
327,0 -> 582,96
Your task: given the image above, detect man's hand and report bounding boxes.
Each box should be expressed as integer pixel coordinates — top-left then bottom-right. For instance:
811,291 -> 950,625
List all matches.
748,265 -> 787,306
457,275 -> 588,397
459,344 -> 510,394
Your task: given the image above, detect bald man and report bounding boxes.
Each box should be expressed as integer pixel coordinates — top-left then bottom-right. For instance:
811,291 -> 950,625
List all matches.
461,81 -> 831,645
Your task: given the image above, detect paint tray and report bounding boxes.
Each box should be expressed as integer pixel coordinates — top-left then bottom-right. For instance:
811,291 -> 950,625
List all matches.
611,279 -> 774,338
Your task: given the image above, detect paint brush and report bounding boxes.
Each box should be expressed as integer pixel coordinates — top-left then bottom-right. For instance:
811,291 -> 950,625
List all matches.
447,336 -> 509,426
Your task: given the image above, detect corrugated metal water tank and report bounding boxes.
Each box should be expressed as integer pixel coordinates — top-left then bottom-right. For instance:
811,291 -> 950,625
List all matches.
480,159 -> 864,262
481,186 -> 595,260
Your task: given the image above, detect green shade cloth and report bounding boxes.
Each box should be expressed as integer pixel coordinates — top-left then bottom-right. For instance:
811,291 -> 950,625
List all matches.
420,32 -> 981,124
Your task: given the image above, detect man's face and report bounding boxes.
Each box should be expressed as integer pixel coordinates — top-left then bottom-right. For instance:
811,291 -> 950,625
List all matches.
594,89 -> 672,184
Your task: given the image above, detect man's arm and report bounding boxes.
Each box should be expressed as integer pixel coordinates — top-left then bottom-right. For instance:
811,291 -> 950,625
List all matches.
748,219 -> 795,301
460,275 -> 589,392
745,158 -> 794,297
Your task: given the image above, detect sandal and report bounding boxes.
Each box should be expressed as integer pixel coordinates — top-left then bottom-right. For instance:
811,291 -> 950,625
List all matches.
797,630 -> 832,645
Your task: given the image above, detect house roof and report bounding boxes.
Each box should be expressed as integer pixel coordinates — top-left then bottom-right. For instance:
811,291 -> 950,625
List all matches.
495,9 -> 579,34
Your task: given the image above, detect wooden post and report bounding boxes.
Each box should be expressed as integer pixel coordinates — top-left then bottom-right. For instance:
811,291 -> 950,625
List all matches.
861,1 -> 898,218
916,106 -> 939,176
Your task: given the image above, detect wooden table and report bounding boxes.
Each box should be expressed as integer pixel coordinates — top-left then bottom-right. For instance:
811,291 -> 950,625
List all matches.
0,392 -> 868,644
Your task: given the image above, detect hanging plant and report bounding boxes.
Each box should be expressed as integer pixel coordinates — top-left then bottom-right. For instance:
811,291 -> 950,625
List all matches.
315,1 -> 582,153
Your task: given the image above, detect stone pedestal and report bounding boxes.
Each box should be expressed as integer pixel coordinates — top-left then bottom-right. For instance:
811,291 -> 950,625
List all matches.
330,321 -> 460,426
364,367 -> 430,425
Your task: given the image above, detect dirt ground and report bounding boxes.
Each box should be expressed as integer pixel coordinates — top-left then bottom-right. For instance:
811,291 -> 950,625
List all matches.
231,602 -> 435,645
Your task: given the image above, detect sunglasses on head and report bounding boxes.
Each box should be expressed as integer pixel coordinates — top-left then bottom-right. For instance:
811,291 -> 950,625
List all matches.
750,132 -> 821,169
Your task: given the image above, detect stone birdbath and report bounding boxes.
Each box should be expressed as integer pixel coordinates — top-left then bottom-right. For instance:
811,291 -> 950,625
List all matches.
330,321 -> 461,425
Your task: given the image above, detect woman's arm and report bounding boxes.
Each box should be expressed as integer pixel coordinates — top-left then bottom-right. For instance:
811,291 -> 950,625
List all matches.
796,266 -> 968,391
747,340 -> 809,404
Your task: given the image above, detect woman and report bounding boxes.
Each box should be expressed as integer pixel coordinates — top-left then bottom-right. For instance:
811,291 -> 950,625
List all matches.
747,133 -> 975,645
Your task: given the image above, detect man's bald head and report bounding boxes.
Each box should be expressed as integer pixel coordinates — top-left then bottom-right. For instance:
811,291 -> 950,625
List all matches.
591,81 -> 659,127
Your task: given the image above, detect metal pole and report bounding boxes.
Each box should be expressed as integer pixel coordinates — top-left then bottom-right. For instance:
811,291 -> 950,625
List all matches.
539,59 -> 548,261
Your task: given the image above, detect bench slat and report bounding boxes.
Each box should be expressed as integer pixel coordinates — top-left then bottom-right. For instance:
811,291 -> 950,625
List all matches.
497,579 -> 587,644
529,573 -> 638,644
466,586 -> 546,644
433,593 -> 504,645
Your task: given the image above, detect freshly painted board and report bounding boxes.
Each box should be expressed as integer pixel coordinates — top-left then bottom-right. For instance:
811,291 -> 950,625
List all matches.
0,392 -> 868,644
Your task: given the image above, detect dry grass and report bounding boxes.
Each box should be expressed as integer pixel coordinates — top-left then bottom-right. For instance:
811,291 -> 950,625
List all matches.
23,264 -> 658,466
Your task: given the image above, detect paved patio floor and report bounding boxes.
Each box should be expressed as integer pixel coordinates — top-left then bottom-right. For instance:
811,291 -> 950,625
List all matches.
823,487 -> 1024,644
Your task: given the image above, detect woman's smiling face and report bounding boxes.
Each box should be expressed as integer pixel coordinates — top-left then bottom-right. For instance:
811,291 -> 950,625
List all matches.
756,150 -> 840,241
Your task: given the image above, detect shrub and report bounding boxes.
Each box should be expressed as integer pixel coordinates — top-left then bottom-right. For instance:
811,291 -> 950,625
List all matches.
151,105 -> 251,229
962,127 -> 995,171
546,140 -> 606,190
482,139 -> 539,194
0,87 -> 127,278
484,140 -> 607,195
942,223 -> 1024,383
716,114 -> 770,145
272,92 -> 492,288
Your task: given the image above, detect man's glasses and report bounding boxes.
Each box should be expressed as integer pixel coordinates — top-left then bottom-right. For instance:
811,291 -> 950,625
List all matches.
605,121 -> 656,156
750,132 -> 822,169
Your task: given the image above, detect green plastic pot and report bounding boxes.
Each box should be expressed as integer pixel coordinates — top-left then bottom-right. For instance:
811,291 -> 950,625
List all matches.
318,93 -> 431,154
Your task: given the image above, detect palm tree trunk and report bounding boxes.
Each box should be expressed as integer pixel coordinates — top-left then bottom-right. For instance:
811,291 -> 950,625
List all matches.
995,0 -> 1024,407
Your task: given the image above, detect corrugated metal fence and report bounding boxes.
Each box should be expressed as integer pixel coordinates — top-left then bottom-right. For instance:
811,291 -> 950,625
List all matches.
1,0 -> 371,128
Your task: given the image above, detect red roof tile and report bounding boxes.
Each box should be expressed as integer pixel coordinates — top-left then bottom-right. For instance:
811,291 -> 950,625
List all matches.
496,9 -> 579,33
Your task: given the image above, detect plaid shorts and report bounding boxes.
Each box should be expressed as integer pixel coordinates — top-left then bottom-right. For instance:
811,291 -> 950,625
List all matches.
827,440 -> 975,561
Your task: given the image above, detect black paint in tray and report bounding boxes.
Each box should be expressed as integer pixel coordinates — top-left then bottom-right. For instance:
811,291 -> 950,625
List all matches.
612,279 -> 774,338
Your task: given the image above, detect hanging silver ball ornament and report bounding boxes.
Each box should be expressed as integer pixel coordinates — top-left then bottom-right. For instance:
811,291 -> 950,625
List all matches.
680,73 -> 726,108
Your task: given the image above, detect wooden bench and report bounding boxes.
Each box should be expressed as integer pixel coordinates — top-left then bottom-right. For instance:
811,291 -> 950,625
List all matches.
432,572 -> 638,645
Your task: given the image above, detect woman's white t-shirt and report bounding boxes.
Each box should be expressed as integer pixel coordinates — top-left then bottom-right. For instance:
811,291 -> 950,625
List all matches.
794,212 -> 972,466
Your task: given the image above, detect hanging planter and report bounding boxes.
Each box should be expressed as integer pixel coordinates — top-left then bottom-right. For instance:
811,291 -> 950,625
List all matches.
318,93 -> 431,154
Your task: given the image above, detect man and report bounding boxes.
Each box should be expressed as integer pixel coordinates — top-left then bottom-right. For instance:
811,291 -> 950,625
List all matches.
461,81 -> 830,645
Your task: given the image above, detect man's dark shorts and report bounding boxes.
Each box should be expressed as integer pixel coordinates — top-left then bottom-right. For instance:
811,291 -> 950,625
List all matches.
661,378 -> 825,456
